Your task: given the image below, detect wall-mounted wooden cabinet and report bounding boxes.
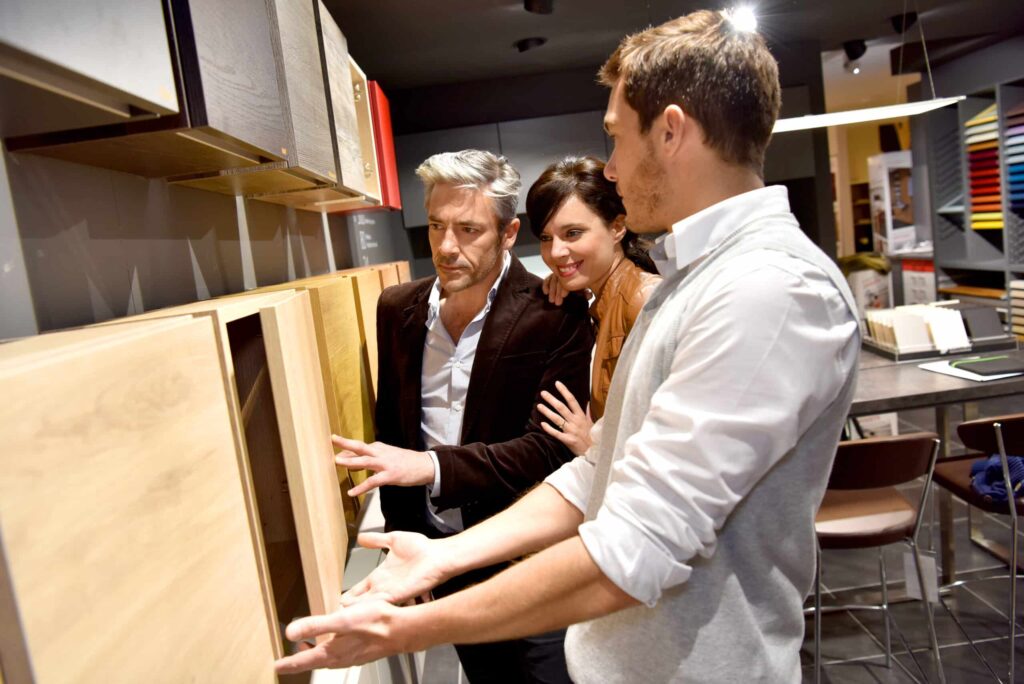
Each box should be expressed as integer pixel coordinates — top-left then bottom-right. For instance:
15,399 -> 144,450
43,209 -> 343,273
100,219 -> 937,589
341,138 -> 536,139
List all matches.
0,317 -> 277,682
254,2 -> 384,213
0,0 -> 179,139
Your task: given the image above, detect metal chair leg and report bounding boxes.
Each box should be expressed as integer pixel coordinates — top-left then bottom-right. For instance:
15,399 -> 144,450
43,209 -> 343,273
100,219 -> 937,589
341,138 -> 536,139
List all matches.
878,547 -> 892,667
994,423 -> 1018,684
815,543 -> 822,684
909,539 -> 946,684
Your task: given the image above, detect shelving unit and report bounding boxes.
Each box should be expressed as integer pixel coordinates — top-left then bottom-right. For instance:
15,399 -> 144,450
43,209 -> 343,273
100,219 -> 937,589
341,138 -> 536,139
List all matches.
924,79 -> 1024,326
851,181 -> 873,252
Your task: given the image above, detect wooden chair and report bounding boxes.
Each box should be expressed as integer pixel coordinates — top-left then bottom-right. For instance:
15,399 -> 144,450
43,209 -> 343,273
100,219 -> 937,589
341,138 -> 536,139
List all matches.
931,413 -> 1024,683
813,432 -> 944,683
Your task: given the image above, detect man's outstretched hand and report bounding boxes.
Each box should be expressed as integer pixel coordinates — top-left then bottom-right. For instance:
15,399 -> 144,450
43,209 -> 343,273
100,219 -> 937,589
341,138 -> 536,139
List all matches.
333,435 -> 434,497
341,531 -> 453,608
274,599 -> 409,674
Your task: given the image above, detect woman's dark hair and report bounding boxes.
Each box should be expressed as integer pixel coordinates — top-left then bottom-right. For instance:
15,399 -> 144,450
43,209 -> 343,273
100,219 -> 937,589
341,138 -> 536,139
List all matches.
526,155 -> 657,274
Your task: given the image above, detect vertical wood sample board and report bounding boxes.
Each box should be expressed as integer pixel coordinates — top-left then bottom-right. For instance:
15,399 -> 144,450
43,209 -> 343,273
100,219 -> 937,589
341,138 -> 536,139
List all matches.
0,318 -> 276,682
95,290 -> 348,654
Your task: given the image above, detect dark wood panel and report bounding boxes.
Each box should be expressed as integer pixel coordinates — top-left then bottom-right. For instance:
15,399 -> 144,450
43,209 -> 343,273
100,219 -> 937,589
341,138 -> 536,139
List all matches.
270,0 -> 335,183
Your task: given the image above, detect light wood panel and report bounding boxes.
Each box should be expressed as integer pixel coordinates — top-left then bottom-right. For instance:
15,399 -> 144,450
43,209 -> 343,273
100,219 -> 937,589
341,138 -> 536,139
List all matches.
261,291 -> 348,632
0,318 -> 276,683
372,262 -> 401,290
350,268 -> 383,399
318,0 -> 363,194
350,59 -> 382,203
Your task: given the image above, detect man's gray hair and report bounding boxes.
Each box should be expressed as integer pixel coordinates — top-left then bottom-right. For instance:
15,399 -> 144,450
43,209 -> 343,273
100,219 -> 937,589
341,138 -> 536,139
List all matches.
415,149 -> 521,228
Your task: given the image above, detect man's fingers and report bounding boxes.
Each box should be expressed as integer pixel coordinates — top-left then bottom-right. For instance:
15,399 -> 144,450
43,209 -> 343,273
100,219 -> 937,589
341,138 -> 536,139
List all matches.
357,532 -> 392,550
285,614 -> 344,643
554,381 -> 583,413
336,453 -> 375,470
274,644 -> 333,675
332,435 -> 372,455
348,473 -> 388,498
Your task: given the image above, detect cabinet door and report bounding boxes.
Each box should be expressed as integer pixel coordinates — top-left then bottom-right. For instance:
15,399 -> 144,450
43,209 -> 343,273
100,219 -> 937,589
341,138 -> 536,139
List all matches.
0,0 -> 178,138
0,318 -> 276,683
319,1 -> 365,194
394,124 -> 502,227
268,0 -> 336,184
498,111 -> 608,213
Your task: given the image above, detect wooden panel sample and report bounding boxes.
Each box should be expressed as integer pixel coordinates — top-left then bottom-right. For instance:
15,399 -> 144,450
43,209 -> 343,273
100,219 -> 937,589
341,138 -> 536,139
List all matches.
6,0 -> 291,180
0,0 -> 178,138
261,291 -> 348,630
372,262 -> 401,290
350,267 -> 383,398
0,318 -> 275,683
350,59 -> 382,203
318,1 -> 364,194
270,0 -> 335,184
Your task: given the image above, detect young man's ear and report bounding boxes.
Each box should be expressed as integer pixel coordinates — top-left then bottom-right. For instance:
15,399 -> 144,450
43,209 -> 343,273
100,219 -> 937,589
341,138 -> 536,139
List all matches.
661,104 -> 687,154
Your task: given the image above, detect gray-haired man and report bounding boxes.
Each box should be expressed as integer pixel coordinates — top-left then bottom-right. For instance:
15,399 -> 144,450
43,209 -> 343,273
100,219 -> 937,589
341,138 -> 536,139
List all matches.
331,150 -> 594,682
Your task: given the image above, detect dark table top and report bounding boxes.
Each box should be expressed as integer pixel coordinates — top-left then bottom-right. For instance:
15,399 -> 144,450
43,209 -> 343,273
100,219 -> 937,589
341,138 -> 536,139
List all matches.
852,349 -> 1024,416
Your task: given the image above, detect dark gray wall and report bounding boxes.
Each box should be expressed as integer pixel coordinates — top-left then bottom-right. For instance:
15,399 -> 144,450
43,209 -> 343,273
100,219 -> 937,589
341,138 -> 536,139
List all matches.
1,147 -> 348,335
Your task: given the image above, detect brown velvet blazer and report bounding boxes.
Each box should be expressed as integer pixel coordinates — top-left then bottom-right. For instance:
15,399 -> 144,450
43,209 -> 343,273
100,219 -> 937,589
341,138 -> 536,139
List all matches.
375,255 -> 594,538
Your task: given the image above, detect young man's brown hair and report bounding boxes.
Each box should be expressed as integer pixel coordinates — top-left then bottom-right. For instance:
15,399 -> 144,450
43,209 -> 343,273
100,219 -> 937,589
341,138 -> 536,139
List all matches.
599,9 -> 781,175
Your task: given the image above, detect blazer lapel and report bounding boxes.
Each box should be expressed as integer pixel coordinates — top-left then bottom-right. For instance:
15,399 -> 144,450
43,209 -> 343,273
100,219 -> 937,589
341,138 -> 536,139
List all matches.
398,282 -> 431,447
461,257 -> 532,442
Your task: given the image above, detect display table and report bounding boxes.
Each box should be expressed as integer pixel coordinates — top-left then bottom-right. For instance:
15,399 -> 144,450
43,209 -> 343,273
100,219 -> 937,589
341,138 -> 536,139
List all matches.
851,349 -> 1024,583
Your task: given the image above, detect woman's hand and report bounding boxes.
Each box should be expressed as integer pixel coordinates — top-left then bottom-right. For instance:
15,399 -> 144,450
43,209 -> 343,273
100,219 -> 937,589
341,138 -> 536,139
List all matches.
542,273 -> 574,306
538,380 -> 593,456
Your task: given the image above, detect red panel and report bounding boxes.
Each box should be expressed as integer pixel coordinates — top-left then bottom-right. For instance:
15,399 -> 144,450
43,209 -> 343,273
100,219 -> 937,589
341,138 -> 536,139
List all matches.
368,81 -> 402,210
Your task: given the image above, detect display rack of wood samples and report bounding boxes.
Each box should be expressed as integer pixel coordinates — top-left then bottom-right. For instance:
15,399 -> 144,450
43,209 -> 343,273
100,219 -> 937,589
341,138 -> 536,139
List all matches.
0,317 -> 277,682
95,290 -> 348,658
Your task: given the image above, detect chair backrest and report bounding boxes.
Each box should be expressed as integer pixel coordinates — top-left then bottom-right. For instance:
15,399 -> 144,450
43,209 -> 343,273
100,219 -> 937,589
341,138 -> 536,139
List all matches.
957,413 -> 1024,455
828,432 -> 940,490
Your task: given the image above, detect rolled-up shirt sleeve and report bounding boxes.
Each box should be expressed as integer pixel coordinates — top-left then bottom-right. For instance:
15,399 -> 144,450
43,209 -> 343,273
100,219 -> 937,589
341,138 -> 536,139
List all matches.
544,418 -> 602,513
575,259 -> 858,606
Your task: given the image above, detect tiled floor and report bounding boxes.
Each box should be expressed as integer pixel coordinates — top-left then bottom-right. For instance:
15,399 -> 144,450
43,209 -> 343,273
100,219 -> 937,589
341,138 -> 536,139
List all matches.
804,399 -> 1023,683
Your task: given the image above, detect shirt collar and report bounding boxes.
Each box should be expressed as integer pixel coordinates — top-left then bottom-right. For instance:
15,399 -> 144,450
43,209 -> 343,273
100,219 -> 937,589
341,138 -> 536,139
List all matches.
426,250 -> 512,327
652,185 -> 791,277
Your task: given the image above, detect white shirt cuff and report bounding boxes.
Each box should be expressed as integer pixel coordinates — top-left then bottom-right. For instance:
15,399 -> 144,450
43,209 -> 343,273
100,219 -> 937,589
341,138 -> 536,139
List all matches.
426,450 -> 441,497
577,506 -> 693,608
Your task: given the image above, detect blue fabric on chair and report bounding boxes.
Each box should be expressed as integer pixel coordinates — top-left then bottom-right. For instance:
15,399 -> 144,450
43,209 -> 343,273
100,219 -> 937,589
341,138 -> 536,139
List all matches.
970,455 -> 1024,502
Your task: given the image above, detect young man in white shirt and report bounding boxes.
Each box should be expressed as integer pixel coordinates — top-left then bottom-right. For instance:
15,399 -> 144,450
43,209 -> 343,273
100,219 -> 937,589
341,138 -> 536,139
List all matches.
276,10 -> 859,683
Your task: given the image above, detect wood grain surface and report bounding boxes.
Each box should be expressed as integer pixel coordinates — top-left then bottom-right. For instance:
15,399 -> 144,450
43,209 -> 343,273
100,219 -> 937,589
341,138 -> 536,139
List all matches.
318,0 -> 365,195
269,0 -> 335,183
260,291 -> 348,630
350,58 -> 383,203
350,267 -> 384,399
0,318 -> 276,683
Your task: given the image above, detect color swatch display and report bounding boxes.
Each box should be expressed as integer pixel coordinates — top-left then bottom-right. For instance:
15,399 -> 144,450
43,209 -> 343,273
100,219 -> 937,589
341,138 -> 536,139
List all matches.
965,104 -> 1003,230
1006,104 -> 1024,214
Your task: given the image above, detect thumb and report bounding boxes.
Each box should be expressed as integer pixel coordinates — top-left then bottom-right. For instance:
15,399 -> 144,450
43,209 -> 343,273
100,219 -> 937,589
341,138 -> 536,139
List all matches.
357,532 -> 392,550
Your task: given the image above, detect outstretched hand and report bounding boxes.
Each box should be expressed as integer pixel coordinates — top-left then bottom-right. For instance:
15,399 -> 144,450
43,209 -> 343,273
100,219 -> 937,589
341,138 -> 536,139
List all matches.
340,531 -> 452,608
274,599 -> 408,674
538,380 -> 593,456
333,436 -> 435,497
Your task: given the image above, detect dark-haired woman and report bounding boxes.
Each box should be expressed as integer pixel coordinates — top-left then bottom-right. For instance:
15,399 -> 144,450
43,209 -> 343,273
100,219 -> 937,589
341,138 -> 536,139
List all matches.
527,155 -> 661,455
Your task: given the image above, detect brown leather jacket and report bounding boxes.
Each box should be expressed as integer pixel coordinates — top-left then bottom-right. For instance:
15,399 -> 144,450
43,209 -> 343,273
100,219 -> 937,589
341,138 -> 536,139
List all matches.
589,258 -> 661,420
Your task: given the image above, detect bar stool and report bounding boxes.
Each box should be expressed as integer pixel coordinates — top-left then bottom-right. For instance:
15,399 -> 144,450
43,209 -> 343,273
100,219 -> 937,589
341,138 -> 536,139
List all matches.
812,432 -> 944,683
931,413 -> 1023,683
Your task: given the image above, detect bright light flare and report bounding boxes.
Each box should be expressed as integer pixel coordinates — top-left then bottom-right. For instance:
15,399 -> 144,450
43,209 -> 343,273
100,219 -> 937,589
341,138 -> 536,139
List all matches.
725,6 -> 758,33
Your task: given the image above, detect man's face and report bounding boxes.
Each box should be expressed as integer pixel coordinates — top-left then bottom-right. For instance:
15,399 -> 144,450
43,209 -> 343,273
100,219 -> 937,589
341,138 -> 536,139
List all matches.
426,183 -> 511,294
602,79 -> 668,234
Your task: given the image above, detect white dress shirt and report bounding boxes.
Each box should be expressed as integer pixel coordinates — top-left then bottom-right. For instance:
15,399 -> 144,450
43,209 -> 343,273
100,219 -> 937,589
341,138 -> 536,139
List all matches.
546,185 -> 859,606
421,251 -> 511,533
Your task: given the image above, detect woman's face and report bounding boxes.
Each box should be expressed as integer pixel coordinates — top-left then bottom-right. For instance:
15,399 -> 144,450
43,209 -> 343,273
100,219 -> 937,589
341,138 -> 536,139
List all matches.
539,194 -> 626,293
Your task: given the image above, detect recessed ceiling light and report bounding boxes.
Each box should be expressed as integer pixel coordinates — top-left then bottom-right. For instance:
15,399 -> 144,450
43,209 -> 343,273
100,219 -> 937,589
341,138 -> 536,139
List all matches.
524,0 -> 553,14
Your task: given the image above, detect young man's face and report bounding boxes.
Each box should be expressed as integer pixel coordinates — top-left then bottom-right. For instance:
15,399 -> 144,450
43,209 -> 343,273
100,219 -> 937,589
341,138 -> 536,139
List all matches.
602,79 -> 668,234
426,183 -> 515,294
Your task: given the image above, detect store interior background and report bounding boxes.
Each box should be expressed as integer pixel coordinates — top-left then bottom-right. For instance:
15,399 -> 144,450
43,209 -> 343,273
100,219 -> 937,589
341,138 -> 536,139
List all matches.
2,0 -> 1021,340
